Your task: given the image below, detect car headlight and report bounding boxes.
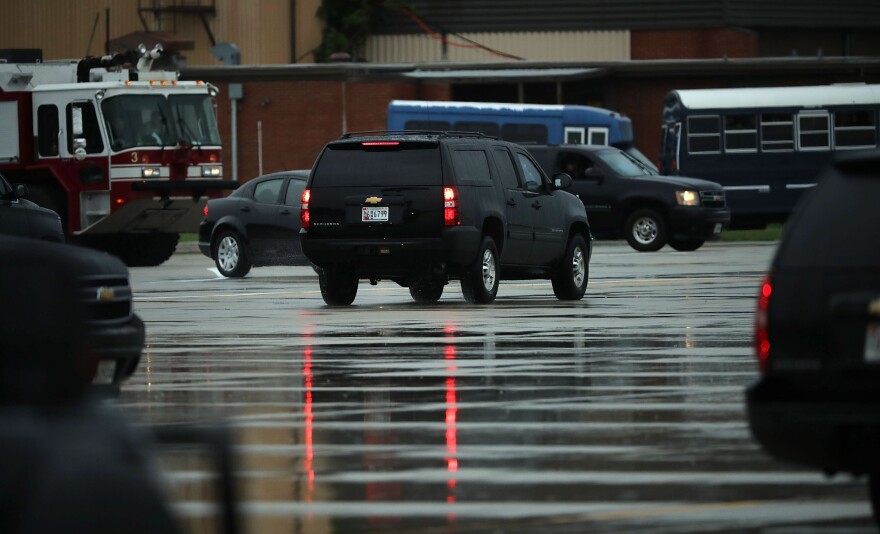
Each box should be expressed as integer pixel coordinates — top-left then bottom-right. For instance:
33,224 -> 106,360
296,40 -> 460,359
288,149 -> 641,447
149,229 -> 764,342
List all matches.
675,190 -> 700,206
201,166 -> 222,177
141,167 -> 160,178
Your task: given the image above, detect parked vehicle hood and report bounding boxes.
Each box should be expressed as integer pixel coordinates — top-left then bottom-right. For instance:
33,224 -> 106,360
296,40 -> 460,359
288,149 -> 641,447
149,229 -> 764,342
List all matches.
635,174 -> 723,190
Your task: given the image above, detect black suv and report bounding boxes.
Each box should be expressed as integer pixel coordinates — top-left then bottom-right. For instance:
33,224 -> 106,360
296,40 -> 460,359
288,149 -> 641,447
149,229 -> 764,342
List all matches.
527,145 -> 730,251
300,132 -> 592,305
0,172 -> 64,242
746,150 -> 880,522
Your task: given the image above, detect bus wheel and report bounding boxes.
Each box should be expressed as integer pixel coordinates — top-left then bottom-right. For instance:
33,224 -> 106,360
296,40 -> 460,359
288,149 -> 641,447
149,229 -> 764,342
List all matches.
669,238 -> 705,252
624,209 -> 667,252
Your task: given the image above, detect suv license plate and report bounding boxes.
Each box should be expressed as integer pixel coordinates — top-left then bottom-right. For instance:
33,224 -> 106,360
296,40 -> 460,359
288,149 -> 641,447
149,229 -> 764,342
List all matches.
362,206 -> 389,222
865,323 -> 880,362
713,223 -> 722,234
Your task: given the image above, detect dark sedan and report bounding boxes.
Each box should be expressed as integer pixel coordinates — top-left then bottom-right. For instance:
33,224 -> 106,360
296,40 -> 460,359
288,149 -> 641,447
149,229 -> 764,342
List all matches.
199,170 -> 309,277
0,172 -> 64,242
746,149 -> 880,524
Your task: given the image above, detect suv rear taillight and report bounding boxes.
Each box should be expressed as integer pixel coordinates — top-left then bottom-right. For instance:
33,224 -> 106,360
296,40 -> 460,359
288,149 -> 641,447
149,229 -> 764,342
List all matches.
203,204 -> 209,219
754,275 -> 772,373
444,187 -> 460,226
301,188 -> 311,228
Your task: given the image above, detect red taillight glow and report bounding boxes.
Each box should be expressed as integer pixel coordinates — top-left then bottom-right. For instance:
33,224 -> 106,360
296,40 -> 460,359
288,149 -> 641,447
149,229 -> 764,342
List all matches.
203,204 -> 209,219
754,276 -> 772,372
361,141 -> 400,146
300,188 -> 311,228
443,187 -> 460,226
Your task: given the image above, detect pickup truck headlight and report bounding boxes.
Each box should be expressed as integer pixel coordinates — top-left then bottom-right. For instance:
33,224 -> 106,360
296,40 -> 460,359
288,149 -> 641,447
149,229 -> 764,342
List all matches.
675,190 -> 700,206
201,166 -> 222,177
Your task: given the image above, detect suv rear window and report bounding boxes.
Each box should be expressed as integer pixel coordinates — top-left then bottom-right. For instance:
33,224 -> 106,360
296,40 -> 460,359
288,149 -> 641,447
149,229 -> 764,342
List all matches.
313,141 -> 441,186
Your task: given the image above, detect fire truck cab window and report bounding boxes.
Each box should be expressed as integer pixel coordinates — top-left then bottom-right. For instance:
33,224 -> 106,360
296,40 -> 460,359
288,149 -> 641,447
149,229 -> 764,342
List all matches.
66,103 -> 104,155
37,105 -> 59,157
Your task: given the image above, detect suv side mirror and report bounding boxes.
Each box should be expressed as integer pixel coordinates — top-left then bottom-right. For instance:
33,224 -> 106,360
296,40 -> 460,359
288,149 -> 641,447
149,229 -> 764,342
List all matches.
585,167 -> 604,183
552,172 -> 572,190
14,183 -> 28,199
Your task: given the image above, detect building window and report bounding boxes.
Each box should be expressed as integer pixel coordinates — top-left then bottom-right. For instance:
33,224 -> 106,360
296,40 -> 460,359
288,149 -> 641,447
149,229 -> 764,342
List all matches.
687,115 -> 721,154
833,110 -> 876,149
761,113 -> 794,152
724,114 -> 757,152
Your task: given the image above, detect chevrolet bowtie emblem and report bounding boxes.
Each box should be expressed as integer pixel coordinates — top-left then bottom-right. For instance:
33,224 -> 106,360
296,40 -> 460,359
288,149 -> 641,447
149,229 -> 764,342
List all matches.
365,196 -> 382,204
97,287 -> 116,302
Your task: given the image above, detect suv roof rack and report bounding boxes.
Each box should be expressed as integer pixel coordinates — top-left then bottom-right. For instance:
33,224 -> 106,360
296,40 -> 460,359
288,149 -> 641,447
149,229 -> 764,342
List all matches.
340,130 -> 497,140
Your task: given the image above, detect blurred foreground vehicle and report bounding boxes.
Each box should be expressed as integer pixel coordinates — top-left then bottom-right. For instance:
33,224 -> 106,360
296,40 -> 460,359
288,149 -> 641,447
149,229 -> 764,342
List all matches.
746,150 -> 880,523
199,170 -> 310,277
0,173 -> 64,242
0,236 -> 143,391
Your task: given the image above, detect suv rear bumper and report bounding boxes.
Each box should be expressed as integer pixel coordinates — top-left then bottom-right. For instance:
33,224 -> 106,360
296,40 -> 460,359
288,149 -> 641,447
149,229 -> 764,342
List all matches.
746,375 -> 880,475
668,207 -> 731,240
301,226 -> 481,277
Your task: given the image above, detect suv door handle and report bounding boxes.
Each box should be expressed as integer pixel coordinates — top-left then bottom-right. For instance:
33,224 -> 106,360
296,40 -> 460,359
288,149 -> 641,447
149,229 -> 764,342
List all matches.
279,209 -> 291,215
240,206 -> 251,212
507,198 -> 517,206
532,201 -> 542,209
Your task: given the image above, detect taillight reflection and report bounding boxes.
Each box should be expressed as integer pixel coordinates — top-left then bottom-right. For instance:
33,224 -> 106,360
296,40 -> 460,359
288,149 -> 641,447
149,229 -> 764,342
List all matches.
301,188 -> 311,228
202,204 -> 209,219
754,276 -> 771,372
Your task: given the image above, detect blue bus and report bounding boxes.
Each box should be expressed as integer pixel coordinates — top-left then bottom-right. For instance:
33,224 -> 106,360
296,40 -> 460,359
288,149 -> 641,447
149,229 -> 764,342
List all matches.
660,84 -> 880,227
386,100 -> 657,169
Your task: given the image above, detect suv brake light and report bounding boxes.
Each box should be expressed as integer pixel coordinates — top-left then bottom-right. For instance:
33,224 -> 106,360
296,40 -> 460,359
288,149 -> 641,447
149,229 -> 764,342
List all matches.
203,204 -> 209,219
754,275 -> 771,372
443,187 -> 460,226
301,188 -> 311,228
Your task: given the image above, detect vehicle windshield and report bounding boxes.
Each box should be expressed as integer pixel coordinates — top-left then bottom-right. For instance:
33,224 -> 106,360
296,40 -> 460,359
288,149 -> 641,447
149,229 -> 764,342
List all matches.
594,149 -> 653,177
624,147 -> 660,173
101,94 -> 221,151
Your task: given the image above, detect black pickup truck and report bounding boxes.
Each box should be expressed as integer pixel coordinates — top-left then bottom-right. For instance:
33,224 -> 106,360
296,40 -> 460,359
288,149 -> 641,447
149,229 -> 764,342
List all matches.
300,132 -> 592,305
527,145 -> 730,251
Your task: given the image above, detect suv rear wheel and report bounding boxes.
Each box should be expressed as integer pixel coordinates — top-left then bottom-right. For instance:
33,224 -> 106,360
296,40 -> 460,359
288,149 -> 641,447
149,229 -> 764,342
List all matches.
625,208 -> 667,252
552,233 -> 589,300
318,268 -> 359,306
461,236 -> 499,304
410,277 -> 445,303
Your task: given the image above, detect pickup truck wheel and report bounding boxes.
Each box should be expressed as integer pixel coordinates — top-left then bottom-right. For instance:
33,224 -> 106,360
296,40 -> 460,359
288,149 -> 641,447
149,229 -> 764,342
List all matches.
318,268 -> 358,306
461,236 -> 499,304
624,209 -> 667,252
669,238 -> 705,252
409,277 -> 445,303
552,234 -> 589,300
214,230 -> 252,277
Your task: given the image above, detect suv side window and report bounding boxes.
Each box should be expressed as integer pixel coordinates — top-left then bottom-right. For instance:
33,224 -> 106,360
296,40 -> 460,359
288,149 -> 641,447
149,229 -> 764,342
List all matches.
451,149 -> 492,185
492,148 -> 520,189
253,178 -> 283,204
516,152 -> 544,192
556,151 -> 595,180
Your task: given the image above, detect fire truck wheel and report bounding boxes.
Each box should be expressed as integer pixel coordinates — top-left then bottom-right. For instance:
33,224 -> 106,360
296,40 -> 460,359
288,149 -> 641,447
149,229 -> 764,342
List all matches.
213,230 -> 252,278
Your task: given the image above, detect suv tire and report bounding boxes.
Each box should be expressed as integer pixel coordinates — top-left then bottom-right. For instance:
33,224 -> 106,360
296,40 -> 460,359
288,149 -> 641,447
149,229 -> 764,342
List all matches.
552,233 -> 589,300
410,277 -> 445,303
214,231 -> 252,277
669,238 -> 705,252
625,208 -> 667,252
461,236 -> 499,304
318,267 -> 359,306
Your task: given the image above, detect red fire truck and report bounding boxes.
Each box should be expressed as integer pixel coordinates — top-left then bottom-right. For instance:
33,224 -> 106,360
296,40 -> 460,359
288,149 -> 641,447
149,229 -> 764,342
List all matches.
0,45 -> 233,265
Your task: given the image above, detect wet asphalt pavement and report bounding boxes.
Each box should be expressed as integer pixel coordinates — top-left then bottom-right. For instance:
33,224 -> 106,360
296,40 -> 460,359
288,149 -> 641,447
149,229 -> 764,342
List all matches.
118,240 -> 876,533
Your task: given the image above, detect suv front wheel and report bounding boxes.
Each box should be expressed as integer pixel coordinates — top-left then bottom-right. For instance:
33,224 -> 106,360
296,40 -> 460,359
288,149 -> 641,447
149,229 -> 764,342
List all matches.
318,267 -> 359,306
625,208 -> 667,252
552,233 -> 589,300
461,236 -> 499,304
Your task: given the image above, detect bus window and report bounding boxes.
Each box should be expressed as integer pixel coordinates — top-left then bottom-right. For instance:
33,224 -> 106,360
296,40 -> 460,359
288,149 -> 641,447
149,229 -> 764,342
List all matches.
501,123 -> 548,144
588,127 -> 609,146
833,110 -> 876,149
453,121 -> 499,137
687,115 -> 720,154
564,127 -> 585,144
404,120 -> 451,132
798,113 -> 830,151
761,113 -> 794,152
724,114 -> 757,152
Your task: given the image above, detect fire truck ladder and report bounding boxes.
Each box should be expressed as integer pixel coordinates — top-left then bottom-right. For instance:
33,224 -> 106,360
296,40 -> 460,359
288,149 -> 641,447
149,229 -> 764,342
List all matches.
137,0 -> 217,46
